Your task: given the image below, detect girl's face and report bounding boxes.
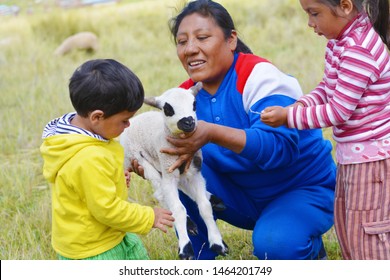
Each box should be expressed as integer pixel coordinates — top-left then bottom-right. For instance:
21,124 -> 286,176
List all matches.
299,0 -> 357,40
176,13 -> 237,94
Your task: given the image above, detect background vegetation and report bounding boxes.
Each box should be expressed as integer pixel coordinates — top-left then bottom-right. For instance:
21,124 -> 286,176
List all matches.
0,0 -> 340,260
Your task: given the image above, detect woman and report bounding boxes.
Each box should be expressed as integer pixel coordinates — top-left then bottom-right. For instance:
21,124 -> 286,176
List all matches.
134,0 -> 336,260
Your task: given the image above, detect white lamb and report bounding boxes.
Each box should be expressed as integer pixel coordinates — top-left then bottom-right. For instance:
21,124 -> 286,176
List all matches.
54,31 -> 98,56
120,83 -> 228,260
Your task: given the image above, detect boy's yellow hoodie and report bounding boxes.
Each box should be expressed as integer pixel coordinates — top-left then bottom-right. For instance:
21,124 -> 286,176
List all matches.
40,133 -> 154,259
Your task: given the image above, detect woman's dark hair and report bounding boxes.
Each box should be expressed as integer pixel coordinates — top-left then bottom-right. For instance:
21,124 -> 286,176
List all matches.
320,0 -> 389,48
69,59 -> 144,118
169,0 -> 252,54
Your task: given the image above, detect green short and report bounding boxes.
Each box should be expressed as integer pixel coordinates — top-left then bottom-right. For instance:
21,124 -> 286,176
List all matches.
58,233 -> 150,260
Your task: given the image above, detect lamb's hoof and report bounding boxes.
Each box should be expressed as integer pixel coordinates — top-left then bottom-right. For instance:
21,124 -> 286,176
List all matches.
179,242 -> 194,260
186,216 -> 198,236
210,195 -> 226,211
210,240 -> 229,256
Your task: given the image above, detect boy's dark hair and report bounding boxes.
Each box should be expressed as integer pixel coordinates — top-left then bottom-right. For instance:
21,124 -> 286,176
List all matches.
69,59 -> 144,118
169,0 -> 252,54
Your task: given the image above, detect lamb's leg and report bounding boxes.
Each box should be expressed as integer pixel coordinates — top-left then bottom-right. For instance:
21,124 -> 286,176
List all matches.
135,157 -> 163,198
209,194 -> 227,212
160,175 -> 194,260
181,173 -> 229,257
135,156 -> 194,259
186,216 -> 198,235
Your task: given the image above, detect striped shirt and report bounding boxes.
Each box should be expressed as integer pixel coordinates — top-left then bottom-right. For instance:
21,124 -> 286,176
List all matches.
287,13 -> 390,164
42,112 -> 107,142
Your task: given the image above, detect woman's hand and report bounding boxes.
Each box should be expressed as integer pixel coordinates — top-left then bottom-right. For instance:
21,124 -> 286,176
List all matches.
161,120 -> 211,173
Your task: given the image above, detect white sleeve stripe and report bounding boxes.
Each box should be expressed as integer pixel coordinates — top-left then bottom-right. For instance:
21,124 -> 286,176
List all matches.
242,63 -> 303,112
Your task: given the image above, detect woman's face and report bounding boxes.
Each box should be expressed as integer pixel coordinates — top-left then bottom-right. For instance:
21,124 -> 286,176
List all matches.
176,13 -> 237,94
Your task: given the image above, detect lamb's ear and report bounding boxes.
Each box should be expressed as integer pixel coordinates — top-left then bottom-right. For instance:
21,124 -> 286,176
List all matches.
143,97 -> 162,110
190,82 -> 203,96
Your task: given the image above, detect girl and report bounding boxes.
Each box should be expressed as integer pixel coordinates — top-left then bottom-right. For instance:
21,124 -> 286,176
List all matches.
261,0 -> 390,259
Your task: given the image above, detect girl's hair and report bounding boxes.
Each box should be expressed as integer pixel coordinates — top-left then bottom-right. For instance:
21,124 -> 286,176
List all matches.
169,0 -> 252,54
69,59 -> 144,118
320,0 -> 389,48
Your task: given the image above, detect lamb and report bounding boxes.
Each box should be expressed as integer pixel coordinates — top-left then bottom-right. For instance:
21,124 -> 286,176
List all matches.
120,82 -> 228,260
54,31 -> 98,56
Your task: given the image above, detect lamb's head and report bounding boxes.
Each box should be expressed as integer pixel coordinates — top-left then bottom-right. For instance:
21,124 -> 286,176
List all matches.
144,82 -> 202,135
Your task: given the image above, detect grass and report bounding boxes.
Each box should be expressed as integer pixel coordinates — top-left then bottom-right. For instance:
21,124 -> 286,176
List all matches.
0,0 -> 341,260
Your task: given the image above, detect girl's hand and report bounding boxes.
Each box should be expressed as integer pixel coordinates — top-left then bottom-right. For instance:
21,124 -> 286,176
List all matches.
261,106 -> 288,127
288,101 -> 304,108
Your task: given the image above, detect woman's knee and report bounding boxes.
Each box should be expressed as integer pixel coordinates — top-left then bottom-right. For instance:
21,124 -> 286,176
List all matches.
252,227 -> 322,260
252,231 -> 299,259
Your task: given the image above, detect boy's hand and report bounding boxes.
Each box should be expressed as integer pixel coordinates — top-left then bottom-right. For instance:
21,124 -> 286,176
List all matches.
124,168 -> 131,188
129,159 -> 145,179
261,106 -> 288,127
153,208 -> 174,233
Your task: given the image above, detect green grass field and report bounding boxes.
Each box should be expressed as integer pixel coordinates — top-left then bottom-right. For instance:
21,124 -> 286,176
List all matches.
0,0 -> 341,260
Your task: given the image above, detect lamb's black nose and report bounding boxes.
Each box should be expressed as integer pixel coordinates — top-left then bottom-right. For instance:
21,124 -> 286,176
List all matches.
178,117 -> 195,132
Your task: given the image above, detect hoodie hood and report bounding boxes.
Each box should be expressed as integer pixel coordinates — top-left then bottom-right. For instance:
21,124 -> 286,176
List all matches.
40,113 -> 107,183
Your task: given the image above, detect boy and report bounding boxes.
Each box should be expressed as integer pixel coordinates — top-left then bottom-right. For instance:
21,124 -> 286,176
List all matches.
40,59 -> 174,260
